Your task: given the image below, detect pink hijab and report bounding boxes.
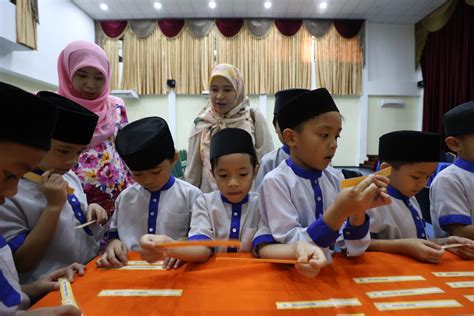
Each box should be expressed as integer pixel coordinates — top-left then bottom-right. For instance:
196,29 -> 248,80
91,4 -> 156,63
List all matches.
57,40 -> 115,147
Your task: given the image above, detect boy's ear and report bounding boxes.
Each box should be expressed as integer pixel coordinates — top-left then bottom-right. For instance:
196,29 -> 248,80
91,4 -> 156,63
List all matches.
445,136 -> 461,153
380,161 -> 391,170
253,163 -> 260,177
282,128 -> 297,147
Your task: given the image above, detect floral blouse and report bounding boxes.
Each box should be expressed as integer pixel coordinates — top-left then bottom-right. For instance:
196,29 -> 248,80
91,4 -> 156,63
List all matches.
72,96 -> 134,216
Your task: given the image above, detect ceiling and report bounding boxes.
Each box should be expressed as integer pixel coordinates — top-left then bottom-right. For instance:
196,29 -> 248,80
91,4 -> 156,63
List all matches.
72,0 -> 445,24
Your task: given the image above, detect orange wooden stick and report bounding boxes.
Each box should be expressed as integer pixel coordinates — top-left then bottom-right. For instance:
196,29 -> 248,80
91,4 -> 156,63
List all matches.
23,172 -> 75,195
156,239 -> 241,249
216,257 -> 298,265
340,167 -> 392,189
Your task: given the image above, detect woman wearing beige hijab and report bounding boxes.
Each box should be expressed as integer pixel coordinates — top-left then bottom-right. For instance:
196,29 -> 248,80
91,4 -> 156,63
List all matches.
185,64 -> 274,192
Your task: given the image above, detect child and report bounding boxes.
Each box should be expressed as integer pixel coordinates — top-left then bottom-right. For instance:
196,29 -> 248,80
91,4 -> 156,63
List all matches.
0,82 -> 83,315
0,91 -> 106,284
254,88 -> 391,259
140,128 -> 328,278
255,88 -> 309,189
367,131 -> 474,263
185,63 -> 274,193
96,117 -> 201,269
431,101 -> 474,240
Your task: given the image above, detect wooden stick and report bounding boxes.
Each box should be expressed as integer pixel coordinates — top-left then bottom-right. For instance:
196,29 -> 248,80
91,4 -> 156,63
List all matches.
441,243 -> 468,249
74,220 -> 97,229
216,257 -> 298,265
340,167 -> 392,189
23,172 -> 75,195
156,240 -> 241,249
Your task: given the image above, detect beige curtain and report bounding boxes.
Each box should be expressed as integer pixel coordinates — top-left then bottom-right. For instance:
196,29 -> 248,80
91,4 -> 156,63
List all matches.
100,38 -> 121,91
122,27 -> 214,94
16,0 -> 37,49
216,23 -> 311,94
316,26 -> 362,95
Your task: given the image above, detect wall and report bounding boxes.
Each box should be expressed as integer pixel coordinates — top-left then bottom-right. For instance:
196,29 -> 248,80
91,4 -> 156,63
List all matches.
0,0 -> 94,86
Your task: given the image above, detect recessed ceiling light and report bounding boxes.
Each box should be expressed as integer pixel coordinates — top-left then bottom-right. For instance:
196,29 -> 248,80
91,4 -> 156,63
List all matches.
99,3 -> 108,11
154,2 -> 162,10
319,1 -> 327,10
209,1 -> 216,9
264,1 -> 272,9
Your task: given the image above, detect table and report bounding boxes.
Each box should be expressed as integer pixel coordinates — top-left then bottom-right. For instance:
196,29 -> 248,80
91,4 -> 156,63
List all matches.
31,252 -> 474,315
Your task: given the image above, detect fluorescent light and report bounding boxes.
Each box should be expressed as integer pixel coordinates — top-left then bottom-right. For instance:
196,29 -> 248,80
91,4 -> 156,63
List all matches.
209,1 -> 216,9
154,2 -> 162,10
319,1 -> 327,10
99,3 -> 108,11
264,1 -> 272,9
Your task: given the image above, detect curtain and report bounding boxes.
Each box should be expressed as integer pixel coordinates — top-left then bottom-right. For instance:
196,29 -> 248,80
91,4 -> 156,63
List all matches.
421,0 -> 474,136
216,23 -> 311,94
316,26 -> 362,95
16,0 -> 37,49
121,27 -> 214,94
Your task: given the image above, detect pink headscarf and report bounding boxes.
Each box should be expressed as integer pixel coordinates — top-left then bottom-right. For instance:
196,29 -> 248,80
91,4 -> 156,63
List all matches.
57,40 -> 115,147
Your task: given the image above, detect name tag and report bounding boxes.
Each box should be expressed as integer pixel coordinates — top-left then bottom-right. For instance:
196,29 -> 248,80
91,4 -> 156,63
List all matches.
446,281 -> 474,288
98,289 -> 183,297
353,275 -> 425,284
276,298 -> 361,310
366,287 -> 444,299
432,271 -> 474,277
374,299 -> 461,311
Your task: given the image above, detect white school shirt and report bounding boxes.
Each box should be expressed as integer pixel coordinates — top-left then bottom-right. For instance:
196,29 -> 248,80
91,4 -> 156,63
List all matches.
0,171 -> 103,283
430,158 -> 474,238
255,159 -> 370,257
254,145 -> 290,190
368,186 -> 427,239
109,176 -> 202,250
0,235 -> 30,316
188,191 -> 260,253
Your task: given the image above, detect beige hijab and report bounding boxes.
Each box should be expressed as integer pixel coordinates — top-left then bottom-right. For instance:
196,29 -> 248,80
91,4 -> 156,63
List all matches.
190,64 -> 254,191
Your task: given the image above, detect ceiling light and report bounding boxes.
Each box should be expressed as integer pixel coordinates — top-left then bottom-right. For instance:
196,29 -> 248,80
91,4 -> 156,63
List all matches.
99,3 -> 108,11
154,2 -> 162,10
264,1 -> 272,9
319,1 -> 327,10
209,1 -> 216,9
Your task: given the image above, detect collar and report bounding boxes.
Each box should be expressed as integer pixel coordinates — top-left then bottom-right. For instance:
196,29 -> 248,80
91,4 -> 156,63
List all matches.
282,144 -> 290,155
221,193 -> 249,206
387,185 -> 410,201
146,175 -> 176,193
286,158 -> 322,181
454,157 -> 474,173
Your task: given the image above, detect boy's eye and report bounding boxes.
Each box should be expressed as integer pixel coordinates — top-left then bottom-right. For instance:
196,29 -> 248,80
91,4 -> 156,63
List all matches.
239,173 -> 249,177
218,174 -> 227,178
152,170 -> 161,175
411,176 -> 420,180
320,134 -> 329,138
57,149 -> 69,154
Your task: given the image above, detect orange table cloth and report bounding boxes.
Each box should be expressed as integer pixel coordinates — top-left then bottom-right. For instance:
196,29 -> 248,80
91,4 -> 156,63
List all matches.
32,252 -> 474,315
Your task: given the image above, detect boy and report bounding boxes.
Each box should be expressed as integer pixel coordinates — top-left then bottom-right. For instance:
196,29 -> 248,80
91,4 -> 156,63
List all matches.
254,88 -> 391,258
431,101 -> 474,240
0,91 -> 106,284
140,128 -> 328,278
0,82 -> 83,315
367,131 -> 474,263
255,89 -> 308,188
96,117 -> 201,269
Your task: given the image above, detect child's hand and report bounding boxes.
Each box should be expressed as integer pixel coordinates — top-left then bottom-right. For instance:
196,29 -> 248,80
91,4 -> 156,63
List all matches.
24,263 -> 85,300
336,175 -> 391,217
41,170 -> 68,209
294,241 -> 328,278
163,257 -> 184,270
402,238 -> 445,263
96,239 -> 128,268
443,236 -> 474,259
139,234 -> 173,263
20,305 -> 81,316
86,203 -> 108,225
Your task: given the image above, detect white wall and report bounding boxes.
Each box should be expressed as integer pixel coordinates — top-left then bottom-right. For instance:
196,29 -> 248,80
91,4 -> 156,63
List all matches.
0,0 -> 94,86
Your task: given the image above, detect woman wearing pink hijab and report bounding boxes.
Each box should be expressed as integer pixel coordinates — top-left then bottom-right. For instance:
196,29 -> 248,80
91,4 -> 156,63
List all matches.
57,40 -> 133,216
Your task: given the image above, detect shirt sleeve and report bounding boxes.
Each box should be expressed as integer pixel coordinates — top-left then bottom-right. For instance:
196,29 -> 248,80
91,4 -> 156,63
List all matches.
188,195 -> 213,240
430,173 -> 472,231
108,193 -> 121,240
0,196 -> 31,254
